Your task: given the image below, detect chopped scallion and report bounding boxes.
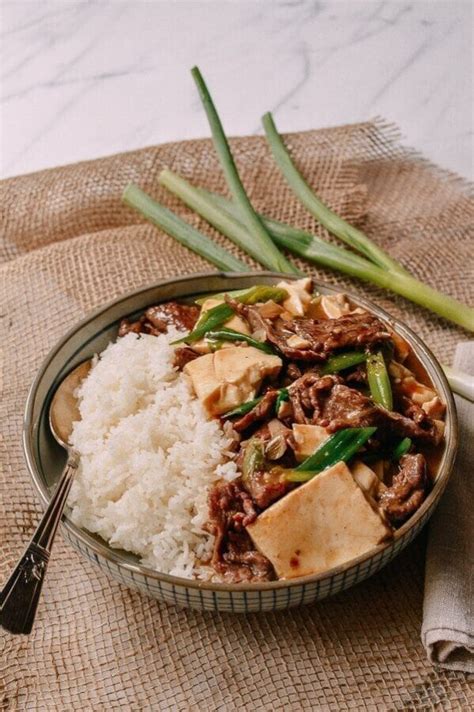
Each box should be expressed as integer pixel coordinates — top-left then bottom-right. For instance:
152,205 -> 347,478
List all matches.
367,351 -> 393,410
206,327 -> 276,354
286,427 -> 377,482
321,351 -> 367,375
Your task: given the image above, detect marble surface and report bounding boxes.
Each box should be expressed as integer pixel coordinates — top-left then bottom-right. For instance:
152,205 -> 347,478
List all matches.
1,0 -> 472,180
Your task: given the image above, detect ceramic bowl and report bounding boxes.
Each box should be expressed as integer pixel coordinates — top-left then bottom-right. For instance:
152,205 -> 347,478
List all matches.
23,272 -> 457,612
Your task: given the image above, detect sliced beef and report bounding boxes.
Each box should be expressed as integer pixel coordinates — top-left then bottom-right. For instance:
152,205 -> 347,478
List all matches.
288,373 -> 441,445
241,467 -> 290,509
231,390 -> 279,432
145,302 -> 200,332
118,301 -> 199,337
231,299 -> 391,361
218,533 -> 276,583
173,346 -> 200,370
274,312 -> 391,360
206,479 -> 275,583
398,395 -> 432,427
378,454 -> 428,525
344,364 -> 368,386
118,315 -> 148,337
286,362 -> 303,381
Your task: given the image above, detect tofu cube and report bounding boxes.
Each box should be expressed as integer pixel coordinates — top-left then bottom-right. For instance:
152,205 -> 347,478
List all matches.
292,424 -> 330,463
277,277 -> 312,316
184,345 -> 281,416
246,461 -> 392,579
351,460 -> 384,498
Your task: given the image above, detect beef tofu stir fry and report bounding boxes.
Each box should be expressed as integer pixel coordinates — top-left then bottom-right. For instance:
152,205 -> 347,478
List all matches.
119,279 -> 446,584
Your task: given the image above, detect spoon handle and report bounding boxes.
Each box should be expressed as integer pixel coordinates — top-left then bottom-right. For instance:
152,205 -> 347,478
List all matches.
0,451 -> 79,635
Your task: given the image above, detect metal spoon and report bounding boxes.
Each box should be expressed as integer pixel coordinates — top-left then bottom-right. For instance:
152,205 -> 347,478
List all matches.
0,360 -> 91,635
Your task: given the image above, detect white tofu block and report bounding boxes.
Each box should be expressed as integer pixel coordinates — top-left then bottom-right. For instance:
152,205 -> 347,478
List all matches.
184,346 -> 281,416
246,461 -> 392,580
292,424 -> 330,462
277,277 -> 312,316
318,294 -> 365,319
351,460 -> 381,497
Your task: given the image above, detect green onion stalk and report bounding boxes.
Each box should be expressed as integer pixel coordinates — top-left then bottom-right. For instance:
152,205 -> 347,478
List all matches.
222,386 -> 288,419
173,302 -> 235,343
122,184 -> 248,273
159,168 -> 302,275
261,112 -> 410,276
223,397 -> 263,419
190,67 -> 299,275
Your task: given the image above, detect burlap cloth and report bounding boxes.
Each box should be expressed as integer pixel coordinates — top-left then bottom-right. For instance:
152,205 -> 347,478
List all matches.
1,120 -> 473,710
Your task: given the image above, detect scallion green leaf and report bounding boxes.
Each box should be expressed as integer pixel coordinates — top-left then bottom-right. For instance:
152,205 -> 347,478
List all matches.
321,351 -> 367,375
206,327 -> 276,354
190,67 -> 299,274
122,183 -> 248,273
275,387 -> 289,414
367,351 -> 393,410
261,112 -> 409,275
222,397 -> 263,419
172,302 -> 235,344
391,437 -> 412,460
197,285 -> 289,307
159,168 -> 301,275
286,426 -> 377,482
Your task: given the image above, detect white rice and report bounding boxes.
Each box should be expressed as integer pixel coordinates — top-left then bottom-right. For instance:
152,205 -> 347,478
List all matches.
68,329 -> 238,579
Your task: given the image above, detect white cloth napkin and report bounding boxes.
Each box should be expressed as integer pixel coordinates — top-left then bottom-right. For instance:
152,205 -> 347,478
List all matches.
422,342 -> 474,672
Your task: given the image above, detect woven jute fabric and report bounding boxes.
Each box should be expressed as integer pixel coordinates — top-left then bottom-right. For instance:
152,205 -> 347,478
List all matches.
1,121 -> 473,711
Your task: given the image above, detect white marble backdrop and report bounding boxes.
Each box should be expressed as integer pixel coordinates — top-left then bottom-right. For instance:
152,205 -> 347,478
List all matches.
1,0 -> 472,179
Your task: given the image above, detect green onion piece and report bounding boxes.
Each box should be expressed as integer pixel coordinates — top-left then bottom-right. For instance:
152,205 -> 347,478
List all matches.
261,112 -> 409,276
122,184 -> 248,273
321,351 -> 367,375
222,386 -> 288,419
275,387 -> 289,414
172,302 -> 235,344
206,327 -> 276,354
190,67 -> 298,275
195,287 -> 253,305
222,397 -> 263,419
286,427 -> 377,482
237,285 -> 289,305
367,351 -> 393,410
242,438 -> 266,489
194,186 -> 474,332
196,285 -> 288,307
392,437 -> 412,460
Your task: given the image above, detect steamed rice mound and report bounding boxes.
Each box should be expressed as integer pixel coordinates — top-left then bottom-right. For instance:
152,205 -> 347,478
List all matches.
68,330 -> 238,579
